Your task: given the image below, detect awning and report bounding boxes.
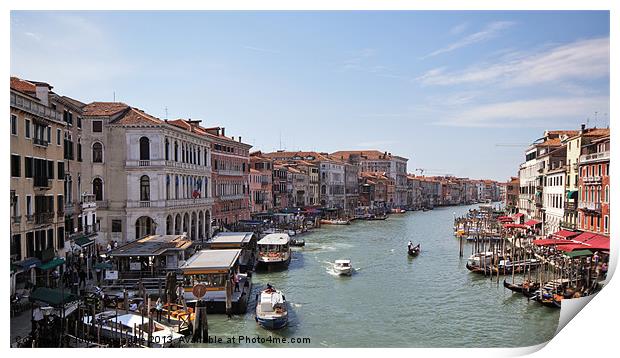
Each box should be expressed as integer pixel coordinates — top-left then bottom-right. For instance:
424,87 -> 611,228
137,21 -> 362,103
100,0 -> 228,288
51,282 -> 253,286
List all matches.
514,213 -> 524,218
524,219 -> 542,227
567,190 -> 578,200
557,243 -> 594,252
29,287 -> 79,307
563,250 -> 594,258
94,262 -> 113,270
74,236 -> 95,247
38,258 -> 65,271
503,223 -> 528,229
576,233 -> 610,251
11,257 -> 41,272
551,230 -> 581,240
533,239 -> 574,246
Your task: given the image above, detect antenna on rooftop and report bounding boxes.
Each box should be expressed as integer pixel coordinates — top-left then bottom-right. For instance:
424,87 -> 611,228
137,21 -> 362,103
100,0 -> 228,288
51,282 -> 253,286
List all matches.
113,91 -> 116,102
165,107 -> 168,120
279,131 -> 282,151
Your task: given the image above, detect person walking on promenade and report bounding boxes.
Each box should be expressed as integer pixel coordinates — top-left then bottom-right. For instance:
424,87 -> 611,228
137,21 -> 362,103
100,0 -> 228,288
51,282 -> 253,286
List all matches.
78,268 -> 87,289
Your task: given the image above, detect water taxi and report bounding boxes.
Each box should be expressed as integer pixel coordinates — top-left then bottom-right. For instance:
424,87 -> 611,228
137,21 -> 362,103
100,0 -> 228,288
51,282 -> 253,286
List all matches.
255,286 -> 288,330
256,233 -> 291,269
82,311 -> 184,347
180,249 -> 251,314
320,219 -> 350,225
333,259 -> 353,276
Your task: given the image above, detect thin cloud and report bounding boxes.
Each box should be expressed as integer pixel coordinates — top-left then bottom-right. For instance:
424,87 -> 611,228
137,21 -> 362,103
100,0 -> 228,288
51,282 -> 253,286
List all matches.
422,21 -> 515,59
417,37 -> 610,87
435,96 -> 610,128
243,46 -> 281,54
449,22 -> 469,36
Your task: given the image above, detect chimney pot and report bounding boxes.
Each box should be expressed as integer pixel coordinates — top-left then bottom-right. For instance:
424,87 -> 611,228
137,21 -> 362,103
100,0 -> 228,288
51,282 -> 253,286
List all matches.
222,127 -> 225,136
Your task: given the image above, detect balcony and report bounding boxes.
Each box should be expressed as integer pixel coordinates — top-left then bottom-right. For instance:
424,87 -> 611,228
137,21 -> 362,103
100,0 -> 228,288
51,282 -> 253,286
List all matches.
126,197 -> 215,209
96,200 -> 109,209
139,201 -> 151,208
33,177 -> 52,189
11,215 -> 21,224
25,214 -> 34,223
218,194 -> 247,201
565,202 -> 577,211
579,202 -> 602,212
139,160 -> 151,167
580,151 -> 610,164
10,92 -> 63,122
33,138 -> 49,148
583,176 -> 602,185
34,212 -> 54,225
216,169 -> 245,177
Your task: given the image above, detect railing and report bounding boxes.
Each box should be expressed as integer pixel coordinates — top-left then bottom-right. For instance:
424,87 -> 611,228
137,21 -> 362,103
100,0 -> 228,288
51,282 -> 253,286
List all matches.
139,201 -> 151,208
11,215 -> 21,224
580,151 -> 610,164
96,200 -> 109,209
10,92 -> 63,122
57,210 -> 64,217
33,138 -> 49,147
127,197 -> 215,209
565,202 -> 577,211
110,232 -> 122,241
34,212 -> 54,225
579,202 -> 602,212
583,176 -> 602,184
215,169 -> 245,176
138,160 -> 150,167
25,214 -> 34,223
33,177 -> 51,189
218,194 -> 247,201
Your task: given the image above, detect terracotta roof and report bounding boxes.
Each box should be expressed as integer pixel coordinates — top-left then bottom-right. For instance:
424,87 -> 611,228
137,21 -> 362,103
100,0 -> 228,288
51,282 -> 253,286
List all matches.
83,102 -> 129,116
547,130 -> 579,137
263,151 -> 333,162
10,77 -> 37,95
331,150 -> 394,161
536,137 -> 562,147
114,107 -> 163,125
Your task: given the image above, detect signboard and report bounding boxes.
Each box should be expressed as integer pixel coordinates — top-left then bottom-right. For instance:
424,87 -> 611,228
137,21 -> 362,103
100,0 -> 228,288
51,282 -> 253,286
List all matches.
105,270 -> 118,280
192,283 -> 207,299
129,262 -> 141,271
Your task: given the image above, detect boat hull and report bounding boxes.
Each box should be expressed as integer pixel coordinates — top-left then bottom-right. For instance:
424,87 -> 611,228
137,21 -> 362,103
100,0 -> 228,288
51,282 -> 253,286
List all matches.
256,315 -> 288,330
256,255 -> 291,271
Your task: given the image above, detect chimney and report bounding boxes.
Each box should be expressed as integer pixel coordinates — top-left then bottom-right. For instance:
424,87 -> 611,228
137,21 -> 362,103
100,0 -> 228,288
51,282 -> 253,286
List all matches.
238,136 -> 242,143
580,123 -> 586,133
34,84 -> 50,106
221,127 -> 225,136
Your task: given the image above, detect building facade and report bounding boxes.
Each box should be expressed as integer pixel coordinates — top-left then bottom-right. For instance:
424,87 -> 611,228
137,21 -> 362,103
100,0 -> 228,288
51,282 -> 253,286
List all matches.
578,135 -> 610,235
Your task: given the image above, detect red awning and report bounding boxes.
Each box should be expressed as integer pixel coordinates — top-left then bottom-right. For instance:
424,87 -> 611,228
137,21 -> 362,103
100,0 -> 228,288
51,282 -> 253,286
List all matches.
557,243 -> 593,252
551,230 -> 581,240
503,223 -> 528,229
533,239 -> 574,246
497,216 -> 512,220
514,213 -> 524,218
498,217 -> 514,222
524,219 -> 542,227
578,234 -> 610,251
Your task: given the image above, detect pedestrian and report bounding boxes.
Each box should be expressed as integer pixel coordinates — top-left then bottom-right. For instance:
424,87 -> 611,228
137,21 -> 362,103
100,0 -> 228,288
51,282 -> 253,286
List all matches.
176,284 -> 184,303
233,273 -> 240,292
79,268 -> 87,289
155,297 -> 163,321
106,242 -> 112,252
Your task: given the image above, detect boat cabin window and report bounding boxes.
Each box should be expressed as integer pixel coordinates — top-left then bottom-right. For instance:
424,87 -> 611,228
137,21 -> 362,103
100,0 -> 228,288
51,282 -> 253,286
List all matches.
186,273 -> 227,288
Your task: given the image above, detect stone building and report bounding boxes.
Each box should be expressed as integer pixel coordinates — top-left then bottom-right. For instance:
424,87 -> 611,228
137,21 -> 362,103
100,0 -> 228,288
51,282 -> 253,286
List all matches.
578,134 -> 610,235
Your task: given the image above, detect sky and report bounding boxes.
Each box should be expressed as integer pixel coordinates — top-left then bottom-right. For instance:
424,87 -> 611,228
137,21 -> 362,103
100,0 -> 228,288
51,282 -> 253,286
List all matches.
10,11 -> 610,180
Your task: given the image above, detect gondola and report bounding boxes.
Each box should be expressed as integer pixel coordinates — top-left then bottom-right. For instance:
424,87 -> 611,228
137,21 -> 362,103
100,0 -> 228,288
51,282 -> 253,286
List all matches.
530,291 -> 562,309
407,244 -> 420,257
503,279 -> 540,295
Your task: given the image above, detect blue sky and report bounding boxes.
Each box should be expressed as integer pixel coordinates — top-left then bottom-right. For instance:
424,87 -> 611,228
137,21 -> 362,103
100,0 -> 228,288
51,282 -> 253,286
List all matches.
10,11 -> 610,180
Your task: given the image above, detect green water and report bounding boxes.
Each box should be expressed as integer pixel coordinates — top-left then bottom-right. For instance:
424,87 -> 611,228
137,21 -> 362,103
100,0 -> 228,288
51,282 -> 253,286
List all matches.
189,204 -> 559,347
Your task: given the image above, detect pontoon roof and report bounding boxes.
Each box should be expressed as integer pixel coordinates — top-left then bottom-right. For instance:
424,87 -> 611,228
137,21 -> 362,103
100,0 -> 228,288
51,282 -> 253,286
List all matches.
209,232 -> 254,245
181,249 -> 241,270
258,233 -> 290,246
335,259 -> 351,264
109,234 -> 192,257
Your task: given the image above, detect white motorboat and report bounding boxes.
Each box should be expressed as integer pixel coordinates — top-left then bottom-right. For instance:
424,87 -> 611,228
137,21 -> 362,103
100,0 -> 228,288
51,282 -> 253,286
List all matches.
255,286 -> 288,330
333,259 -> 353,276
82,311 -> 184,347
257,233 -> 291,269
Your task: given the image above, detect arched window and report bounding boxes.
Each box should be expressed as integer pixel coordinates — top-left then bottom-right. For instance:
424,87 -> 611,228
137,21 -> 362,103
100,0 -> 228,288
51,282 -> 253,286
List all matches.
139,137 -> 150,160
92,142 -> 103,163
166,175 -> 170,200
165,138 -> 169,161
93,178 -> 103,201
174,141 -> 179,161
140,175 -> 150,201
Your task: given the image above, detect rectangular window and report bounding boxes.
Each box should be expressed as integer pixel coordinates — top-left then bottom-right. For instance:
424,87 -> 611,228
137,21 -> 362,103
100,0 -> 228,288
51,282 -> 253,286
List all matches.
56,128 -> 61,145
46,126 -> 51,143
77,116 -> 82,129
24,157 -> 33,178
47,160 -> 54,179
11,114 -> 17,135
604,216 -> 609,233
112,220 -> 122,233
92,120 -> 102,133
11,155 -> 20,177
57,227 -> 65,248
57,162 -> 65,179
77,143 -> 82,161
57,195 -> 64,213
26,195 -> 32,215
25,119 -> 31,138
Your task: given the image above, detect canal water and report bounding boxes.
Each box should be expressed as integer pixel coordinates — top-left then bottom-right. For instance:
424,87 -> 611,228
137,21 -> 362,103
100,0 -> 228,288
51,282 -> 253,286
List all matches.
190,204 -> 559,348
